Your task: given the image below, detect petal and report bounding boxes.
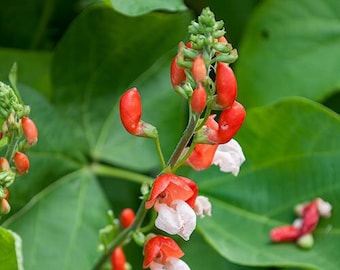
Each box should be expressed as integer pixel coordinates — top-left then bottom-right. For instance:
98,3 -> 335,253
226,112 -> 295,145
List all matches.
187,144 -> 218,171
164,257 -> 191,270
212,139 -> 245,176
194,196 -> 212,218
155,201 -> 196,241
316,198 -> 332,218
149,261 -> 165,270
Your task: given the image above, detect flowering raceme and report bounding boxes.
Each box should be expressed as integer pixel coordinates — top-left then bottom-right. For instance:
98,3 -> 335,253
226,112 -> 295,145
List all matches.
145,174 -> 211,240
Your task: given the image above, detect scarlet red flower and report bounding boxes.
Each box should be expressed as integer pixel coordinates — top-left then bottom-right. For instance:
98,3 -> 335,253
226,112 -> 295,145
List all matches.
111,246 -> 126,270
145,174 -> 199,240
120,208 -> 135,229
13,152 -> 29,175
143,235 -> 189,269
191,83 -> 206,114
21,116 -> 38,145
215,62 -> 237,109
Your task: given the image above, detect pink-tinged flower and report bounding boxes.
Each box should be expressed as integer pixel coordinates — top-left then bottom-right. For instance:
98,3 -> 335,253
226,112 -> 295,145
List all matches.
143,235 -> 190,270
316,198 -> 332,218
145,174 -> 198,240
270,225 -> 301,242
194,196 -> 212,218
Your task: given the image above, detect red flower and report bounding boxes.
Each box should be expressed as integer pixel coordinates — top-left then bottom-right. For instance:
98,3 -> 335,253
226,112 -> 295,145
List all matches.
143,235 -> 189,269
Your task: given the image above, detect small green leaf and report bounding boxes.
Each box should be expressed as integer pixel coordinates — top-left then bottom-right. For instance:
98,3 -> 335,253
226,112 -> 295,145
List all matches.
237,0 -> 340,108
194,98 -> 340,269
0,227 -> 23,270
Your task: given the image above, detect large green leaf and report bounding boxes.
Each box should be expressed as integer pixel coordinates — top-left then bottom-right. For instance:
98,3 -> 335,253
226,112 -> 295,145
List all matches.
193,98 -> 340,269
110,0 -> 187,16
236,0 -> 340,108
3,169 -> 110,270
0,227 -> 22,270
52,5 -> 191,170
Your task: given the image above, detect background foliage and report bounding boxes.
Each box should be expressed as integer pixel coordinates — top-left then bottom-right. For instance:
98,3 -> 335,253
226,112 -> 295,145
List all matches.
0,0 -> 339,269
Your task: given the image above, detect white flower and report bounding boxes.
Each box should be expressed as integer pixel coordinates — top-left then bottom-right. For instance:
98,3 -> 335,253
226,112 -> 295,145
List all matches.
149,257 -> 190,270
212,139 -> 245,176
154,200 -> 196,241
194,196 -> 212,218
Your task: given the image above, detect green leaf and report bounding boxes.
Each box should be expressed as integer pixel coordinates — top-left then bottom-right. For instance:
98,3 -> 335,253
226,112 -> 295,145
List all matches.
0,48 -> 52,97
3,169 -> 110,270
236,0 -> 340,108
0,227 -> 23,270
52,5 -> 192,170
110,0 -> 187,16
194,98 -> 340,269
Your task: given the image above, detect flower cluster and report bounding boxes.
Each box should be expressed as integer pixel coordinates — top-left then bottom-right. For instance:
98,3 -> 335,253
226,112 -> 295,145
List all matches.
270,198 -> 332,248
114,7 -> 247,270
0,81 -> 38,216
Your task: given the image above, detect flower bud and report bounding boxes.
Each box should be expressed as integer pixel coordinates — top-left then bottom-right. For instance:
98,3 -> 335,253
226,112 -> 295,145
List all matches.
21,116 -> 38,145
120,208 -> 135,229
217,101 -> 246,144
297,234 -> 314,249
111,246 -> 126,270
13,151 -> 29,175
170,56 -> 186,88
120,88 -> 142,135
192,55 -> 206,83
215,62 -> 237,109
0,157 -> 10,171
0,198 -> 10,215
191,83 -> 206,114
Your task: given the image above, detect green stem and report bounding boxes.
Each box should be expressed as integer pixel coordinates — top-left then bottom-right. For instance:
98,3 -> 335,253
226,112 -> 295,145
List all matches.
167,115 -> 198,169
93,199 -> 148,270
5,133 -> 20,161
91,163 -> 153,185
154,135 -> 166,169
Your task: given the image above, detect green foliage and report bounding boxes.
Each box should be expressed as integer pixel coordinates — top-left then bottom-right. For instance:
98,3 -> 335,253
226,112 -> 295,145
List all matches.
0,0 -> 339,270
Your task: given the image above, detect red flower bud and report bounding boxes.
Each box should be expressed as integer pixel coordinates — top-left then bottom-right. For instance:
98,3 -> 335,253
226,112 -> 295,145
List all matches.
111,246 -> 126,270
215,62 -> 237,108
170,56 -> 186,88
192,55 -> 206,83
217,101 -> 246,143
0,198 -> 10,215
21,116 -> 38,145
218,36 -> 228,43
4,189 -> 9,200
270,225 -> 301,242
119,88 -> 143,135
13,152 -> 29,175
191,83 -> 206,114
120,208 -> 135,229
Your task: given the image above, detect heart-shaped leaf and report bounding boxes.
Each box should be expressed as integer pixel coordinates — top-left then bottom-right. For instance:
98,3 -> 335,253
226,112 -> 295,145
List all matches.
193,98 -> 340,269
0,227 -> 22,270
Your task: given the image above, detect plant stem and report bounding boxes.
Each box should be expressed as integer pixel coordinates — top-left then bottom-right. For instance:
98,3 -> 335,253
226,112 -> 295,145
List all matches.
154,135 -> 166,169
93,199 -> 148,270
167,115 -> 198,169
91,163 -> 153,185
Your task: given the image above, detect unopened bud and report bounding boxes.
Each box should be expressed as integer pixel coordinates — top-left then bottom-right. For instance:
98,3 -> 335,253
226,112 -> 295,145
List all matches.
297,233 -> 314,249
0,198 -> 10,215
192,55 -> 206,83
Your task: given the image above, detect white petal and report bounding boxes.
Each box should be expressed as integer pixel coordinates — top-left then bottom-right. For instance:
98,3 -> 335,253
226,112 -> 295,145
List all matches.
194,196 -> 212,218
164,257 -> 191,270
316,198 -> 332,218
155,200 -> 196,241
212,139 -> 245,176
149,261 -> 165,270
